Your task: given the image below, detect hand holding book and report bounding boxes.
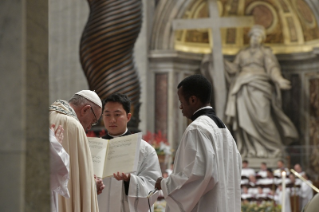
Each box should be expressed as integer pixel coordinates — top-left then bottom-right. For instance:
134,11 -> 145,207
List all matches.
88,132 -> 142,178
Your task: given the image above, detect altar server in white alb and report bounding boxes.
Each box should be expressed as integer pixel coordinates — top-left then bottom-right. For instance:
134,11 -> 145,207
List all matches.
50,124 -> 69,212
98,93 -> 162,212
155,74 -> 242,212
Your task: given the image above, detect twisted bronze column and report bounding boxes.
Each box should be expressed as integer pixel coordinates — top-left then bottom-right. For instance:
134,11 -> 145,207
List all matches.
80,0 -> 142,130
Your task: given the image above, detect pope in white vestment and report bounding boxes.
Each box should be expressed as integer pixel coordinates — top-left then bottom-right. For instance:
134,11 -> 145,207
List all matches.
50,98 -> 100,212
98,133 -> 162,212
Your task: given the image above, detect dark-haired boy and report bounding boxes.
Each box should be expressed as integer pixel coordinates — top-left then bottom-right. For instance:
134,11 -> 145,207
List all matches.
155,75 -> 242,212
97,93 -> 162,212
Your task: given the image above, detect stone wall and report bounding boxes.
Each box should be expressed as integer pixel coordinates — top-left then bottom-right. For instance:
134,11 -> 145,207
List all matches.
0,0 -> 50,211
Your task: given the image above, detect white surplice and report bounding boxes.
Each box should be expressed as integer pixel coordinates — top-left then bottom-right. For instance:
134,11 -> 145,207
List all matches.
274,188 -> 292,212
161,115 -> 242,212
98,140 -> 162,212
50,129 -> 70,212
300,180 -> 314,209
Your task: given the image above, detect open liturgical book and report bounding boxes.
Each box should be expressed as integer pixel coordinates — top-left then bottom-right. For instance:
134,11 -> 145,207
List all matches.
88,132 -> 142,178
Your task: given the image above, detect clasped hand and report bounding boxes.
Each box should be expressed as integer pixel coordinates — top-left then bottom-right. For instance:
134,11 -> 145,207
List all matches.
94,175 -> 105,195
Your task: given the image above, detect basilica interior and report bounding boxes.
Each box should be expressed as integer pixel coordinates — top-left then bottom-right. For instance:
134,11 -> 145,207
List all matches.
1,0 -> 318,211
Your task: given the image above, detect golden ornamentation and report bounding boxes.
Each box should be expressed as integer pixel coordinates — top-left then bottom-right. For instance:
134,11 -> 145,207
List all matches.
309,77 -> 319,174
174,0 -> 319,55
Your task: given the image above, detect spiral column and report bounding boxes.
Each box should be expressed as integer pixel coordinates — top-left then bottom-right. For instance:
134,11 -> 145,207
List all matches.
80,0 -> 142,130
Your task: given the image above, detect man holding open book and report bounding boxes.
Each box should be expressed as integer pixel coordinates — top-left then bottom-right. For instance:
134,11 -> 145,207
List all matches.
97,93 -> 162,212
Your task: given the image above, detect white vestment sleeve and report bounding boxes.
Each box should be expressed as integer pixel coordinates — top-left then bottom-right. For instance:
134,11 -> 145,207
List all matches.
161,129 -> 218,211
128,150 -> 161,212
50,129 -> 70,198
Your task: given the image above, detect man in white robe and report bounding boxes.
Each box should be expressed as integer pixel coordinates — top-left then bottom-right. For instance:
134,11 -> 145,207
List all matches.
50,124 -> 69,212
155,75 -> 242,212
303,193 -> 319,212
300,174 -> 313,210
98,93 -> 162,212
50,90 -> 105,212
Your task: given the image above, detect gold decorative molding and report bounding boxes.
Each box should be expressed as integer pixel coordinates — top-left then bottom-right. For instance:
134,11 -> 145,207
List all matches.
174,0 -> 319,55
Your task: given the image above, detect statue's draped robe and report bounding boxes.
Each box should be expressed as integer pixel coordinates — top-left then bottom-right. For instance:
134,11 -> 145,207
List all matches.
50,100 -> 99,212
225,46 -> 298,157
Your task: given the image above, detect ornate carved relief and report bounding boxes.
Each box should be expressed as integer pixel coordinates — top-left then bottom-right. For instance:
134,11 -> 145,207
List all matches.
245,1 -> 282,44
226,28 -> 236,44
155,73 -> 168,135
278,0 -> 290,13
156,0 -> 319,54
287,17 -> 298,42
309,77 -> 319,174
292,0 -> 319,42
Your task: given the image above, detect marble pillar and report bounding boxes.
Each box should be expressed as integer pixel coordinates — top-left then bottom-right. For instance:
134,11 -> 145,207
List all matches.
149,50 -> 202,153
0,0 -> 50,211
49,0 -> 154,134
49,0 -> 89,103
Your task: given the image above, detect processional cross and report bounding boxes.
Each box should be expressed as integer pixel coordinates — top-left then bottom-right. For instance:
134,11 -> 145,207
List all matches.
172,0 -> 254,119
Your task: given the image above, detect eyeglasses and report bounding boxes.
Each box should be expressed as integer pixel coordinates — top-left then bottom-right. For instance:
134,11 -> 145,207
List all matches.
90,106 -> 98,126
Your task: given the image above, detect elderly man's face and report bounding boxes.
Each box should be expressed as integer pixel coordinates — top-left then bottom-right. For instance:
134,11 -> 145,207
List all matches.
250,33 -> 263,47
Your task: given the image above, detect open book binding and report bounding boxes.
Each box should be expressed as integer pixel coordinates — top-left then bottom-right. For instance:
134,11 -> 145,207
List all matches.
88,132 -> 142,178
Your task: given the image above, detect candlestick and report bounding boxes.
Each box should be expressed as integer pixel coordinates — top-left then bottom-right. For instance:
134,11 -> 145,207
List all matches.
282,171 -> 286,212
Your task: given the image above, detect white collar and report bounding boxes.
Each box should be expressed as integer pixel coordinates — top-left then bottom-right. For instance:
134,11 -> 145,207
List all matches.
107,128 -> 128,138
193,106 -> 212,115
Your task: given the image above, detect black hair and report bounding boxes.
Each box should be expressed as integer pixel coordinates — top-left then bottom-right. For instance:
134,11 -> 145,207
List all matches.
305,173 -> 311,180
243,160 -> 249,164
102,93 -> 131,114
266,168 -> 273,173
177,75 -> 211,104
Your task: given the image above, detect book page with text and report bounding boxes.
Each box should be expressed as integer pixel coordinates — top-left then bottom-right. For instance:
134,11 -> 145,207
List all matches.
88,137 -> 108,178
103,133 -> 142,178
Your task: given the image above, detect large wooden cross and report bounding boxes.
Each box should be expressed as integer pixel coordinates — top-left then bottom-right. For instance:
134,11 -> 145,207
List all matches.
173,0 -> 254,120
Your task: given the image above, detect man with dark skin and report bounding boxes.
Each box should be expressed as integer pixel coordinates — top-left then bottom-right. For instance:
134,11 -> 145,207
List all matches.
155,75 -> 242,212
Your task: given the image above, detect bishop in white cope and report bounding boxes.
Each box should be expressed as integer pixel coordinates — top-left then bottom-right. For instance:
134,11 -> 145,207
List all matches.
155,75 -> 242,212
50,90 -> 105,212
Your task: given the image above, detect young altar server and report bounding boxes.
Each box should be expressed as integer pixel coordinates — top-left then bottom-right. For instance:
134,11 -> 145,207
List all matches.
98,93 -> 162,212
155,74 -> 242,212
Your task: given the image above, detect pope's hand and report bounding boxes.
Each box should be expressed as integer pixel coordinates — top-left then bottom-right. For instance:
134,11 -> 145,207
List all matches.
113,172 -> 130,182
94,175 -> 105,195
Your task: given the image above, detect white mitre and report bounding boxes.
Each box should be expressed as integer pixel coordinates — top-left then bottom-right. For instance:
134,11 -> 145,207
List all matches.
75,90 -> 102,108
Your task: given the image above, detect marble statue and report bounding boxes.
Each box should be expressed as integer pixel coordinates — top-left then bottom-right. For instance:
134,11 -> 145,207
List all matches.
224,25 -> 298,158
